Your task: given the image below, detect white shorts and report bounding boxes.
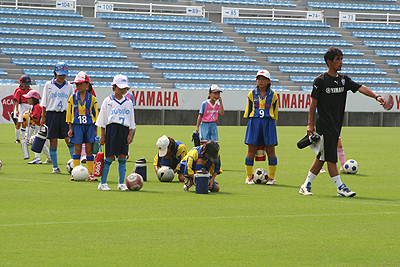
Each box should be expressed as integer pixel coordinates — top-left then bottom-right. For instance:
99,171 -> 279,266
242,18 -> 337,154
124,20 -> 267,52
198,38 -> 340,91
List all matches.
17,103 -> 32,123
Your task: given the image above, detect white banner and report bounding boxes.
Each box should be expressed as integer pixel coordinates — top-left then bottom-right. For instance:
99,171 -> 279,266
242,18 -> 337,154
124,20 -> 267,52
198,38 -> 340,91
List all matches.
1,85 -> 398,123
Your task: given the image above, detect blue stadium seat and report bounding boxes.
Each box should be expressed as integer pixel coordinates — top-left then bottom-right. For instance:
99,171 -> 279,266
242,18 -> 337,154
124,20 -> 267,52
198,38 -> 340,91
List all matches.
268,57 -> 374,65
0,27 -> 104,38
308,2 -> 400,11
119,32 -> 233,43
14,59 -> 138,69
152,63 -> 261,71
131,43 -> 244,52
353,32 -> 400,39
174,83 -> 287,90
0,17 -> 93,28
246,37 -> 352,46
279,66 -> 385,75
0,7 -> 82,17
25,70 -> 149,79
236,27 -> 340,37
164,73 -> 278,82
342,23 -> 400,31
365,41 -> 400,48
0,37 -> 115,48
0,78 -> 16,84
375,50 -> 400,56
192,0 -> 295,7
140,53 -> 255,62
0,69 -> 8,75
257,47 -> 362,55
292,76 -> 397,84
98,13 -> 211,24
225,18 -> 328,28
109,22 -> 222,33
1,48 -> 126,59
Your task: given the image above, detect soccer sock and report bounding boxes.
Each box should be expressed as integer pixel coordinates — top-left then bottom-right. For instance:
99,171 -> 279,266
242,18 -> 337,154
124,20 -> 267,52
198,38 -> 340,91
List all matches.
245,157 -> 254,178
27,125 -> 36,139
15,128 -> 20,140
86,155 -> 94,175
304,171 -> 317,186
20,128 -> 26,139
34,152 -> 41,161
67,144 -> 74,158
268,157 -> 277,179
331,175 -> 343,189
101,158 -> 113,184
118,158 -> 127,184
42,145 -> 50,160
338,148 -> 346,167
72,154 -> 81,168
49,147 -> 58,168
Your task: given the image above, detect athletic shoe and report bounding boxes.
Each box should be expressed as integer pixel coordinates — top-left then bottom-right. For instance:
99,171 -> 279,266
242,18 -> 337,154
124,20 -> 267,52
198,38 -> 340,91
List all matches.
15,139 -> 21,144
266,178 -> 276,185
52,167 -> 61,174
28,159 -> 42,164
245,178 -> 255,185
183,178 -> 193,191
337,184 -> 356,197
44,158 -> 52,164
117,184 -> 129,191
87,174 -> 98,182
319,167 -> 326,173
98,183 -> 111,191
299,182 -> 313,196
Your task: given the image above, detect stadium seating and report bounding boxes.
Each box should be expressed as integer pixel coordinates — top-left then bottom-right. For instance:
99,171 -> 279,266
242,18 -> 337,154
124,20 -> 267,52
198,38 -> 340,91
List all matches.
13,59 -> 138,69
0,69 -> 7,75
342,23 -> 400,31
268,57 -> 374,65
98,13 -> 211,23
24,70 -> 149,79
375,50 -> 400,57
119,33 -> 233,43
0,27 -> 104,38
279,66 -> 386,75
0,37 -> 115,48
246,37 -> 352,46
224,18 -> 329,28
130,43 -> 244,52
191,0 -> 296,7
0,17 -> 93,28
0,79 -> 15,84
353,32 -> 400,39
308,2 -> 400,11
301,86 -> 400,92
152,63 -> 261,71
292,76 -> 397,84
109,22 -> 222,33
163,73 -> 278,82
1,48 -> 126,59
235,27 -> 340,37
0,7 -> 82,17
174,83 -> 287,90
140,53 -> 256,62
257,47 -> 363,55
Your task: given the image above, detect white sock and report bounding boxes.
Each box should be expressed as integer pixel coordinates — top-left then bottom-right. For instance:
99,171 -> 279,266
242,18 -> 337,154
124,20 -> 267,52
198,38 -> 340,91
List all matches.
304,171 -> 317,186
15,128 -> 21,140
331,175 -> 343,189
34,152 -> 41,161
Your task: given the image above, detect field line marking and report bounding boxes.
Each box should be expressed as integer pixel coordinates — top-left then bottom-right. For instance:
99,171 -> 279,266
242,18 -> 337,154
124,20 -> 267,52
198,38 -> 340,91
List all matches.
1,211 -> 399,227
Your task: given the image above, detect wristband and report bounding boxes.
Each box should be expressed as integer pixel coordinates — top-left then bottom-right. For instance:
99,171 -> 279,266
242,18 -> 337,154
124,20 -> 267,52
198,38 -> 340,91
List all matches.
375,95 -> 381,101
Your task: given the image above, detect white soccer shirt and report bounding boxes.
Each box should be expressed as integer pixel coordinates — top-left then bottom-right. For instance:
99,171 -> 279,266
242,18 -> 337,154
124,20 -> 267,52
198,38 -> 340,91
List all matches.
96,94 -> 136,130
41,79 -> 73,112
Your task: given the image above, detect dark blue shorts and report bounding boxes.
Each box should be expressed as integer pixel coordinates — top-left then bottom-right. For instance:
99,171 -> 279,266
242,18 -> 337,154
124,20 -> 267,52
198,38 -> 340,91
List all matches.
69,124 -> 96,144
105,123 -> 129,157
46,111 -> 68,139
244,117 -> 277,146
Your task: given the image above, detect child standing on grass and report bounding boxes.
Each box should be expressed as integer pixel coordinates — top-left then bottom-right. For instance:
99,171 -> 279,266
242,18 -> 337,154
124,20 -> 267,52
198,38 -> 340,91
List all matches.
195,85 -> 224,144
22,90 -> 52,164
13,75 -> 33,143
66,72 -> 98,181
95,74 -> 136,191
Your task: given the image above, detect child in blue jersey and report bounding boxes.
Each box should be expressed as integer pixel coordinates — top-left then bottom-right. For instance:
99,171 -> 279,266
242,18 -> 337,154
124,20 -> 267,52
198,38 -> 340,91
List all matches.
154,135 -> 188,182
66,72 -> 98,181
95,75 -> 136,191
244,70 -> 279,185
40,62 -> 74,174
177,140 -> 221,192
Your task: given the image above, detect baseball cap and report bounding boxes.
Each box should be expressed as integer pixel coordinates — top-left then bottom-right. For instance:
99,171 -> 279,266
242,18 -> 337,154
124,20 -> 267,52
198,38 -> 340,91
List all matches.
20,75 -> 32,86
209,85 -> 222,93
23,90 -> 41,100
54,62 -> 68,76
157,135 -> 170,157
256,70 -> 271,79
204,140 -> 220,164
71,71 -> 92,84
112,74 -> 130,89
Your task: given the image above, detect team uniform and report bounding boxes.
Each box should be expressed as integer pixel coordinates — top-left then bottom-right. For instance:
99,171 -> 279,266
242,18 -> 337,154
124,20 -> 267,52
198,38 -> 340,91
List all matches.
66,92 -> 98,144
41,78 -> 73,139
244,87 -> 279,146
96,94 -> 136,157
154,140 -> 187,170
177,146 -> 221,191
312,72 -> 361,162
13,87 -> 32,123
198,99 -> 221,142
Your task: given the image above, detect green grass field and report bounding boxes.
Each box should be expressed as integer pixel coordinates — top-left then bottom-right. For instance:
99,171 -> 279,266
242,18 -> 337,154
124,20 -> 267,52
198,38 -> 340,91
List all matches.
1,124 -> 399,266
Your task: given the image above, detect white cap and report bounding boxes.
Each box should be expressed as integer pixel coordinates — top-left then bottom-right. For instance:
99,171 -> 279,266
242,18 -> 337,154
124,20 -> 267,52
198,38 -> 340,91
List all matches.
256,70 -> 271,79
156,135 -> 170,157
112,74 -> 130,89
209,85 -> 222,93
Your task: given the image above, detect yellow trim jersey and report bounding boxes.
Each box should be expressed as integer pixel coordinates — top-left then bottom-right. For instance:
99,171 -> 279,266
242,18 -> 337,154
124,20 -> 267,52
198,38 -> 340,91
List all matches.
243,87 -> 278,120
66,92 -> 98,125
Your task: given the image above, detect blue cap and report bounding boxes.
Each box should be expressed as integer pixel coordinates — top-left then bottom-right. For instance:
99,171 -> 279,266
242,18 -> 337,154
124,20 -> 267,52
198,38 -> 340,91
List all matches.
54,62 -> 68,76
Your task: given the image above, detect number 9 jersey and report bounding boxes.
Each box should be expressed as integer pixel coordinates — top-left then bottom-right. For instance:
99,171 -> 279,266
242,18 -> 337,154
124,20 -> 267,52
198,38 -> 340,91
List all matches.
243,87 -> 278,120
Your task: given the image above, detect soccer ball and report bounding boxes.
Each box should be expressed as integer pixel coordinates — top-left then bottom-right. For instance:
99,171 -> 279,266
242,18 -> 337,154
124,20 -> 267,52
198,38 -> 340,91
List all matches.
71,165 -> 89,181
343,159 -> 359,174
252,168 -> 269,184
126,173 -> 144,191
66,159 -> 73,174
157,166 -> 175,182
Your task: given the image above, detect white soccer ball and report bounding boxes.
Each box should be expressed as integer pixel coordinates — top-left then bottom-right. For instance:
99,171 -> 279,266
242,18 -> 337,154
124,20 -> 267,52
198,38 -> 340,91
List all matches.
71,165 -> 89,181
66,159 -> 74,174
252,168 -> 269,184
343,159 -> 359,174
157,166 -> 175,182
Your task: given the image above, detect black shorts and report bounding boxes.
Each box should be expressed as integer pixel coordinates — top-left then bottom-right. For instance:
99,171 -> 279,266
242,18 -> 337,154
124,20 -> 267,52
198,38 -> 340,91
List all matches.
46,111 -> 69,139
105,123 -> 129,157
317,135 -> 338,163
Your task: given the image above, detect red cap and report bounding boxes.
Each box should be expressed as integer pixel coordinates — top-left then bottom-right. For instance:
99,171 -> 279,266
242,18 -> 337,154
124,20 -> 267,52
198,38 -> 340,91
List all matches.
71,71 -> 91,84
